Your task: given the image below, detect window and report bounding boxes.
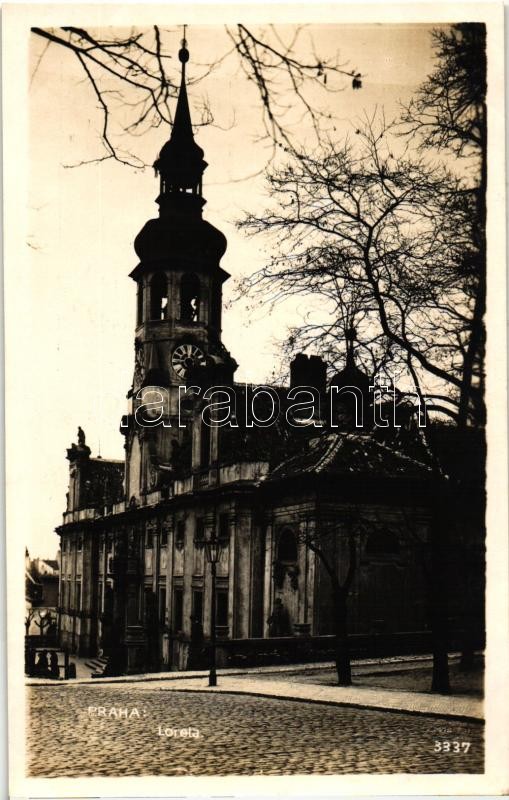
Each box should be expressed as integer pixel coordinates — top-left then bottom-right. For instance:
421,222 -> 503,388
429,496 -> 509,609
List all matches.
161,526 -> 168,547
137,283 -> 144,325
158,587 -> 167,624
192,590 -> 203,624
104,583 -> 114,616
173,588 -> 183,632
75,581 -> 81,611
277,528 -> 298,564
106,537 -> 113,553
366,528 -> 400,555
97,581 -> 103,613
150,273 -> 168,320
216,589 -> 228,627
77,536 -> 83,552
219,513 -> 229,542
200,413 -> 211,468
145,528 -> 153,548
144,587 -> 157,624
180,274 -> 200,322
176,520 -> 186,550
195,518 -> 205,543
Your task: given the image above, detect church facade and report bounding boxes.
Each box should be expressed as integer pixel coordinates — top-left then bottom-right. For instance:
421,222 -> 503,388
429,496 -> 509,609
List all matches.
56,43 -> 474,675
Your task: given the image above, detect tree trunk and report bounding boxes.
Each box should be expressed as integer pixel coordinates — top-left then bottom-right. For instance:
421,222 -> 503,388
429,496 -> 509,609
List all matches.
429,478 -> 451,694
430,586 -> 451,693
333,588 -> 351,686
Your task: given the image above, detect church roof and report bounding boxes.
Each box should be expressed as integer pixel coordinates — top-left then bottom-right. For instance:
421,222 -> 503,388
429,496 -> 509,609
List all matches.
41,559 -> 59,571
267,431 -> 431,483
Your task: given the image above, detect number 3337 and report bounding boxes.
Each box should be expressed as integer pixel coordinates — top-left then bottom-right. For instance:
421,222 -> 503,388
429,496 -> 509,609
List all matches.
434,741 -> 471,753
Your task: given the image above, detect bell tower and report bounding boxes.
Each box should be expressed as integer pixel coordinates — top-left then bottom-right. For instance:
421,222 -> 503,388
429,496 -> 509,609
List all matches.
122,37 -> 237,501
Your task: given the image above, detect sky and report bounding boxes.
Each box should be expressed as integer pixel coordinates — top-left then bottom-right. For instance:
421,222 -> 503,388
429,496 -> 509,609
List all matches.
26,22 -> 442,558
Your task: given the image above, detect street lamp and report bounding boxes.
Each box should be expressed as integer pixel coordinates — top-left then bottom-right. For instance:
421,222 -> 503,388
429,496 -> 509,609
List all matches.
195,522 -> 226,687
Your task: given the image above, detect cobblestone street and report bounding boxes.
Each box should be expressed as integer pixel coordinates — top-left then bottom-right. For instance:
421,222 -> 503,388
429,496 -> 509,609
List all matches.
27,683 -> 483,777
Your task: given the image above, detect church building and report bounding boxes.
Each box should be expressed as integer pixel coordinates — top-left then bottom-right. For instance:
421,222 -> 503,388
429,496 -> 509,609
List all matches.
56,42 -> 467,675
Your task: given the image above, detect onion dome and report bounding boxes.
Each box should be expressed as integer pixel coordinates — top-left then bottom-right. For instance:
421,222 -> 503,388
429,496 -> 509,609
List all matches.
133,216 -> 227,267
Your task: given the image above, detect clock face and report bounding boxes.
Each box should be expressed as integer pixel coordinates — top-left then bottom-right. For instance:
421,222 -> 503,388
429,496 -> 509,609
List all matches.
171,343 -> 206,379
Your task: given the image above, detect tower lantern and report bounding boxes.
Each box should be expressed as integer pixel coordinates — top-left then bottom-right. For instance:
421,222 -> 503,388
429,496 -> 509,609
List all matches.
153,38 -> 208,216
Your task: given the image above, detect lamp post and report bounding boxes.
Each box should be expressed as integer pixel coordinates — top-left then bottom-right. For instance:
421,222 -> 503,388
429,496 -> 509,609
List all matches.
195,521 -> 226,687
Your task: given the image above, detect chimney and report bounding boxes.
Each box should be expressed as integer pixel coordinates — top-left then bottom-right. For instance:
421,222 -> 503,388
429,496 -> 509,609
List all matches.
290,353 -> 327,395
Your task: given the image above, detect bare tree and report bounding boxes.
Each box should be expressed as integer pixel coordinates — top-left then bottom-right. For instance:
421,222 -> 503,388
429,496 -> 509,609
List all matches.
400,25 -> 486,160
239,24 -> 486,693
398,23 -> 486,676
33,611 -> 55,637
300,503 -> 368,686
239,119 -> 480,428
239,24 -> 486,426
399,23 -> 486,430
25,608 -> 36,635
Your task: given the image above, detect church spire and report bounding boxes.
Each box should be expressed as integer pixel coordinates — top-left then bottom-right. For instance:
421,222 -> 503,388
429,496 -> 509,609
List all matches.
153,33 -> 208,213
133,27 -> 227,268
172,35 -> 193,144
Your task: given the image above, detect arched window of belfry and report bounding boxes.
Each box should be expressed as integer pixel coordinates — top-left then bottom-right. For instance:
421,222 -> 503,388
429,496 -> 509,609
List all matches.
150,273 -> 168,320
277,527 -> 298,564
180,274 -> 200,322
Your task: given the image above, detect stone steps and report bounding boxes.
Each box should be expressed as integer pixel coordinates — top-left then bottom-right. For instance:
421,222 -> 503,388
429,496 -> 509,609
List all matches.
85,656 -> 109,677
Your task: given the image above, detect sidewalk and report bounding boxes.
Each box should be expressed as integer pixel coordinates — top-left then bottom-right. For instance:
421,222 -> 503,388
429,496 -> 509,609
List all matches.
28,652 -> 442,683
152,674 -> 483,722
27,654 -> 483,722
